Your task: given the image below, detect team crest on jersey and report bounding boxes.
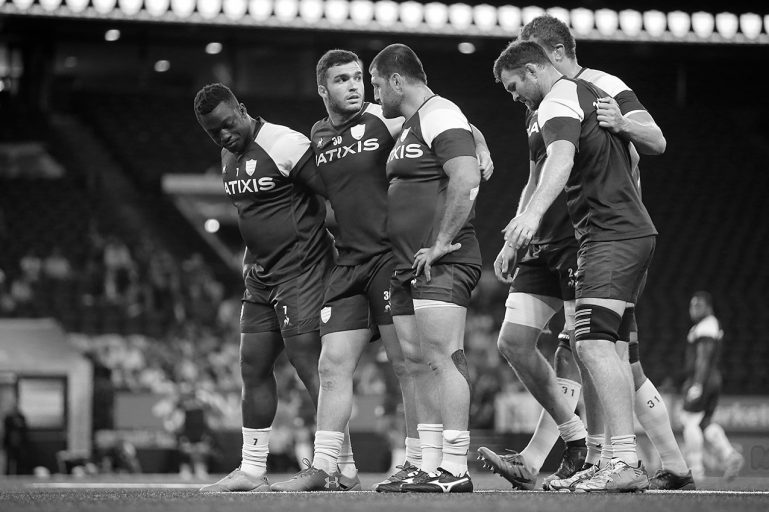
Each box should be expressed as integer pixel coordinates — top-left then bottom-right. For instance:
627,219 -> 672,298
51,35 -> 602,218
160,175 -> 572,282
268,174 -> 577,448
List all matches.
316,137 -> 324,147
222,165 -> 227,175
350,124 -> 366,140
400,127 -> 411,142
245,159 -> 257,176
320,307 -> 331,323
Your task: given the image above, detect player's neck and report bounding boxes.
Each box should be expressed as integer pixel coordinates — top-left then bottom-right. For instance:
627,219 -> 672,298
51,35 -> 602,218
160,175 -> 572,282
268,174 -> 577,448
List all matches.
564,60 -> 583,79
328,104 -> 362,128
401,85 -> 435,121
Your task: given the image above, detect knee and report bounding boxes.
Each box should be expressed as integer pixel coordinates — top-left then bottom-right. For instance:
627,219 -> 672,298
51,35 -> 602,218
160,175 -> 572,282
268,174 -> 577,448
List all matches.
496,328 -> 535,363
317,347 -> 354,382
240,356 -> 271,385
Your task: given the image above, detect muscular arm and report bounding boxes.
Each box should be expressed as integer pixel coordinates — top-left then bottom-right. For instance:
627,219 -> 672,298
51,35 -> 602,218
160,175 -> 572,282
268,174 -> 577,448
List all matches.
516,161 -> 539,215
597,98 -> 666,155
412,155 -> 480,280
470,124 -> 494,180
292,154 -> 328,197
503,141 -> 574,249
436,155 -> 481,247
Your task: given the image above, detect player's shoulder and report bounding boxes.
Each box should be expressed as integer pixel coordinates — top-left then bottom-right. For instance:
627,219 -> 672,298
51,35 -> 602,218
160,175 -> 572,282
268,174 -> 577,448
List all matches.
579,68 -> 631,98
310,117 -> 330,139
418,96 -> 470,130
692,315 -> 722,341
259,120 -> 308,144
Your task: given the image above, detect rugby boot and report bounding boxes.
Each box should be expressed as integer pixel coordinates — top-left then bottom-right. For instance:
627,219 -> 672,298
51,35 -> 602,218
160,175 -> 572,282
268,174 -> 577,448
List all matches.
649,469 -> 696,490
372,461 -> 420,491
542,444 -> 587,490
400,467 -> 473,493
199,467 -> 271,492
477,447 -> 536,490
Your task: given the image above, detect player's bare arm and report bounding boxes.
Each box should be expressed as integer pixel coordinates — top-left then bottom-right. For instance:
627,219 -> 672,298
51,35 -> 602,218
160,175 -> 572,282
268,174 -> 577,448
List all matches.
494,161 -> 538,283
503,140 -> 574,249
596,97 -> 666,155
413,155 -> 480,282
687,337 -> 716,401
470,124 -> 494,181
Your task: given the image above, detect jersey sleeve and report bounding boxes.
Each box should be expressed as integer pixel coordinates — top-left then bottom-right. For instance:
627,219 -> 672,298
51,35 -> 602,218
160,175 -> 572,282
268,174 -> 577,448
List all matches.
420,102 -> 476,165
539,82 -> 583,150
583,69 -> 647,117
692,316 -> 722,342
256,123 -> 313,177
365,103 -> 404,139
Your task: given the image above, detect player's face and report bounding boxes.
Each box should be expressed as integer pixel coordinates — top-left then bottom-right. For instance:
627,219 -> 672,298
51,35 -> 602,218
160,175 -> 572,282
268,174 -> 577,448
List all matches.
689,296 -> 709,322
370,68 -> 399,118
499,67 -> 542,112
322,61 -> 364,115
197,101 -> 251,154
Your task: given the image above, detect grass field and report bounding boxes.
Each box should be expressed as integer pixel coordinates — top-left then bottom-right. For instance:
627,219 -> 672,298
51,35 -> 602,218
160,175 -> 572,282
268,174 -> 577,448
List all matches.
1,473 -> 768,512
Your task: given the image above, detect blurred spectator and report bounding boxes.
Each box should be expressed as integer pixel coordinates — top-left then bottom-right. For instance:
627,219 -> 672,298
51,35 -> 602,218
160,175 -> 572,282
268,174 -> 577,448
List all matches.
3,400 -> 30,475
42,246 -> 73,281
102,236 -> 137,304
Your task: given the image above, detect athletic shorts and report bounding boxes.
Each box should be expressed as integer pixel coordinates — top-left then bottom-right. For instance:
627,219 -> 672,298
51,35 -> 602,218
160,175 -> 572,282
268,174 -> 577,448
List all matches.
510,238 -> 578,301
683,376 -> 722,428
389,263 -> 482,316
240,256 -> 331,337
575,236 -> 655,303
320,251 -> 395,338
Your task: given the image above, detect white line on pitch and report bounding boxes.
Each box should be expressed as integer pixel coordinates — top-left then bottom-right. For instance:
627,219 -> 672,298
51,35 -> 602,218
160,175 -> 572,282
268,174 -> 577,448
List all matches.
28,483 -> 205,489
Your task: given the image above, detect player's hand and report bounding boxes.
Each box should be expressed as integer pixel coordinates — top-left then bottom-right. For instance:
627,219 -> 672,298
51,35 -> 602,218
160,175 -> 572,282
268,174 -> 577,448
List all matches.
477,148 -> 494,181
493,244 -> 519,284
502,211 -> 540,250
413,241 -> 461,282
596,97 -> 627,134
686,383 -> 703,403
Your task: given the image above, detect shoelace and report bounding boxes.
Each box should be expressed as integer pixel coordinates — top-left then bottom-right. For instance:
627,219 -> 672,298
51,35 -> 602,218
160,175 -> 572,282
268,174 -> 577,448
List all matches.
291,458 -> 317,479
498,449 -> 524,464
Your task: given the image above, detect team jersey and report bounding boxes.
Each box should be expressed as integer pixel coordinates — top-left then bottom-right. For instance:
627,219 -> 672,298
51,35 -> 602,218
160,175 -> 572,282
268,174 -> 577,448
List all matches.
576,68 -> 645,190
685,314 -> 723,382
539,77 -> 657,242
385,95 -> 481,270
526,109 -> 574,244
526,68 -> 648,244
311,102 -> 402,265
221,118 -> 332,285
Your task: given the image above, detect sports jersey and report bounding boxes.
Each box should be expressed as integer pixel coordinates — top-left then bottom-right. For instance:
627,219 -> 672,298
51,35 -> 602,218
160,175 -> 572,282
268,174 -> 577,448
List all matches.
311,102 -> 402,265
385,96 -> 481,270
526,109 -> 574,244
221,118 -> 331,285
576,68 -> 645,190
538,78 -> 657,242
685,314 -> 723,382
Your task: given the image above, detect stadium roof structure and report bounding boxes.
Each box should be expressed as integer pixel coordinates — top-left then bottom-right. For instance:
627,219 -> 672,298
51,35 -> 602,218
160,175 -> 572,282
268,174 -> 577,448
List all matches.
1,0 -> 768,45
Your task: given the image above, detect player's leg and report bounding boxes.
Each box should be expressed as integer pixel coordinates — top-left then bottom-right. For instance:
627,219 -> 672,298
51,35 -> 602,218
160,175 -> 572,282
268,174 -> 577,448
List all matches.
368,254 -> 420,476
572,237 -> 654,493
624,309 -> 693,490
272,263 -> 367,492
394,270 -> 442,475
399,264 -> 479,494
700,385 -> 743,480
680,408 -> 707,480
200,291 -> 282,493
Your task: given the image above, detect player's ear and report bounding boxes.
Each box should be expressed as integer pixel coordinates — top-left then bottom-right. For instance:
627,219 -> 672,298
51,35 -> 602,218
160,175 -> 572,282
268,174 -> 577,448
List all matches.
390,73 -> 402,92
524,63 -> 539,78
318,84 -> 328,99
238,103 -> 247,115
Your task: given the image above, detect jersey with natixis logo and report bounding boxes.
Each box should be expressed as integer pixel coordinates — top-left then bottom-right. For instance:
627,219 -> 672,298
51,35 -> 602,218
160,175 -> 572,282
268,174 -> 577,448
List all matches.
385,95 -> 481,270
312,102 -> 402,265
221,118 -> 332,285
539,78 -> 657,242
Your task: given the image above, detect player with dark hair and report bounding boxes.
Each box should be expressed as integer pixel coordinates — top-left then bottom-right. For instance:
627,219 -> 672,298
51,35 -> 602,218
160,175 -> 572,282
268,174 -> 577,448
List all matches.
272,48 -> 492,492
368,43 -> 482,493
498,40 -> 657,493
480,14 -> 693,492
681,291 -> 743,481
194,83 -> 333,492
